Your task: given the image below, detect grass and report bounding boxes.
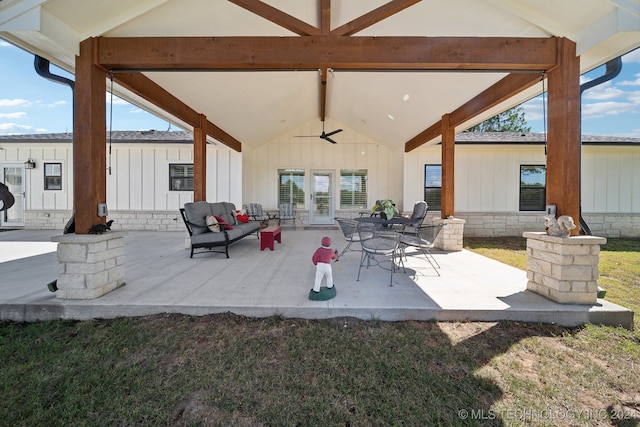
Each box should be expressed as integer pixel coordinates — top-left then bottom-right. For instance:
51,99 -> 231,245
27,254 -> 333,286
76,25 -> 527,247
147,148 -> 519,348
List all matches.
1,238 -> 639,426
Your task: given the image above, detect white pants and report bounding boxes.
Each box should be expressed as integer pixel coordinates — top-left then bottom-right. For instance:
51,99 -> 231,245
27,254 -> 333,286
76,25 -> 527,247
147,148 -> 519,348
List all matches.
313,262 -> 333,292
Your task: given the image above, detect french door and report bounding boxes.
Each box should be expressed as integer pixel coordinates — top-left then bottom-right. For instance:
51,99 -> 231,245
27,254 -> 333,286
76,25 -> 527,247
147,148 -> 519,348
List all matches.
1,164 -> 25,227
309,170 -> 334,225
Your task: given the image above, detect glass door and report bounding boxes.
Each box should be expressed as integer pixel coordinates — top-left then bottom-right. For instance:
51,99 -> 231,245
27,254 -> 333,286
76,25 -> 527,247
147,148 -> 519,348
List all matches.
310,170 -> 334,225
1,164 -> 25,227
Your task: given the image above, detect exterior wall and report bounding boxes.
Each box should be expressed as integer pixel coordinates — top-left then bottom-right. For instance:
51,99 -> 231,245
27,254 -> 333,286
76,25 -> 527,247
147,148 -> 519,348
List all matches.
242,119 -> 405,213
2,134 -> 638,237
404,143 -> 640,237
1,140 -> 241,230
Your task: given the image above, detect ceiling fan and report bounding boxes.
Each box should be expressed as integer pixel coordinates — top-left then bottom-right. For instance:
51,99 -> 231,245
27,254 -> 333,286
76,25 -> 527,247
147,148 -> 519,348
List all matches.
295,122 -> 343,144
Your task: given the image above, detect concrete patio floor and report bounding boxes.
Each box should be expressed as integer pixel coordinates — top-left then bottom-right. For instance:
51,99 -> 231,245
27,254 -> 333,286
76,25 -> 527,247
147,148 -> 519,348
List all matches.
0,228 -> 633,328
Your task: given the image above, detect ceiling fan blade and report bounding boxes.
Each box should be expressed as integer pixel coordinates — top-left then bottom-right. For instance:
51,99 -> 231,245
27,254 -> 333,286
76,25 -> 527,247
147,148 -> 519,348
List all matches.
294,135 -> 321,138
321,135 -> 338,144
324,129 -> 343,137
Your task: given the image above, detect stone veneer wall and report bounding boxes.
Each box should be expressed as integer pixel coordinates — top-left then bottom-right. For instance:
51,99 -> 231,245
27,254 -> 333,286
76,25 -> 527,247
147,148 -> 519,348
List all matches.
18,210 -> 640,238
51,231 -> 127,299
523,232 -> 606,304
24,210 -> 184,232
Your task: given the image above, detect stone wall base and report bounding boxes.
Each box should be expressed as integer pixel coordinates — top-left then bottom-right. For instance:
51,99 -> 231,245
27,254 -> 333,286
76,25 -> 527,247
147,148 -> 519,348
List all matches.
523,231 -> 606,305
432,217 -> 465,251
19,209 -> 640,238
51,231 -> 127,299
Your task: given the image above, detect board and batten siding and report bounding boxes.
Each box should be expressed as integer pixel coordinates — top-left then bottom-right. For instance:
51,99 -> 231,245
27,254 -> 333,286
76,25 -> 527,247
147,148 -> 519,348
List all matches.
405,143 -> 640,215
242,120 -> 404,212
581,145 -> 640,213
1,141 -> 240,212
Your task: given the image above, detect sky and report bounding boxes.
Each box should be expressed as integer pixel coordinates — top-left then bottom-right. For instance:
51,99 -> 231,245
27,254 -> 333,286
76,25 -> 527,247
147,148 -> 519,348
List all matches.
1,39 -> 639,138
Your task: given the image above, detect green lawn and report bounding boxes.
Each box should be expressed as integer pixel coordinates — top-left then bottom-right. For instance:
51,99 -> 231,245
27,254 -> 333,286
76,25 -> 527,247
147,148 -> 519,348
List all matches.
1,238 -> 638,426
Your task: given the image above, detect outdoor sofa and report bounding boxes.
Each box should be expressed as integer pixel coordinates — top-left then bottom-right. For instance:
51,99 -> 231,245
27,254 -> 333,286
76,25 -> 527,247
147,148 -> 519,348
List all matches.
180,201 -> 260,258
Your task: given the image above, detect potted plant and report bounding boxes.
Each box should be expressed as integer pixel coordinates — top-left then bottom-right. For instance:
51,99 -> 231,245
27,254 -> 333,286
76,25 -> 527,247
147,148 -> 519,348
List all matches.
372,199 -> 398,219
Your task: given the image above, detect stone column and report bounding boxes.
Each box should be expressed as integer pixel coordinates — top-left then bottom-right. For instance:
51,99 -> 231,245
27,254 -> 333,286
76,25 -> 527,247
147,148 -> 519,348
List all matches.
523,231 -> 606,304
51,231 -> 127,299
433,217 -> 465,251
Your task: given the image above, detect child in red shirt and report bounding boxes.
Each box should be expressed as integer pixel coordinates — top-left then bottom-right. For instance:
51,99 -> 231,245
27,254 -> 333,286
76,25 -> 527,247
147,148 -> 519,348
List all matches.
311,236 -> 337,293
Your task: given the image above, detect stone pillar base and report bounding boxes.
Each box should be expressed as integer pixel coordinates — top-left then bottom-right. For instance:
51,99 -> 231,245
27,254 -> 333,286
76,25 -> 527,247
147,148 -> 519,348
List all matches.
523,231 -> 606,305
51,231 -> 127,299
432,217 -> 465,251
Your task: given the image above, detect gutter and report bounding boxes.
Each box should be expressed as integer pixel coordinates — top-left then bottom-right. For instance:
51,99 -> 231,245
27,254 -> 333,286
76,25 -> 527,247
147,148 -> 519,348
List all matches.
577,56 -> 623,235
34,55 -> 75,90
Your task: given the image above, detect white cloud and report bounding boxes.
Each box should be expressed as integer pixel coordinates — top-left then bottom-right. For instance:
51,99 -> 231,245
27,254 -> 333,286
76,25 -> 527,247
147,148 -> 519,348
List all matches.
521,97 -> 545,121
0,123 -> 47,134
34,99 -> 69,108
0,41 -> 11,47
582,101 -> 637,119
582,82 -> 627,100
0,98 -> 31,108
0,112 -> 27,119
623,48 -> 640,64
617,72 -> 640,87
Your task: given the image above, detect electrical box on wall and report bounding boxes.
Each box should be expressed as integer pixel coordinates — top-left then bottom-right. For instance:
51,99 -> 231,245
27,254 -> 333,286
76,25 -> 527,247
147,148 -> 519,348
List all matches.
546,204 -> 556,216
97,203 -> 108,217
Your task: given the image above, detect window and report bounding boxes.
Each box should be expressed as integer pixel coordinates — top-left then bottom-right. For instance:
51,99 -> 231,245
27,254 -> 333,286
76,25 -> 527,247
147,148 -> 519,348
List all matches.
169,164 -> 194,191
278,169 -> 305,206
340,169 -> 367,209
520,165 -> 546,211
424,164 -> 442,210
44,163 -> 62,190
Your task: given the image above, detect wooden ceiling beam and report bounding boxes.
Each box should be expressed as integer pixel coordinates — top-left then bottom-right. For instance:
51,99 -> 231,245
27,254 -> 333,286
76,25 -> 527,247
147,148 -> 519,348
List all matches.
449,72 -> 542,128
115,72 -> 242,151
97,36 -> 557,71
227,0 -> 321,36
332,0 -> 422,36
404,72 -> 543,152
321,0 -> 331,36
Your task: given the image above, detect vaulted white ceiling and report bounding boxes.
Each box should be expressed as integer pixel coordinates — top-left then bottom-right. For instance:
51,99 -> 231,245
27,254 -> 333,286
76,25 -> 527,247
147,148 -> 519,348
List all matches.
1,0 -> 639,151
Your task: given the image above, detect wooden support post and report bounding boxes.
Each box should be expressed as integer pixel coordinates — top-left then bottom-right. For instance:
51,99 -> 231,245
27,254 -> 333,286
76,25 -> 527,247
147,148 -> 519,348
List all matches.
74,38 -> 107,234
441,114 -> 455,218
546,38 -> 581,235
193,114 -> 207,202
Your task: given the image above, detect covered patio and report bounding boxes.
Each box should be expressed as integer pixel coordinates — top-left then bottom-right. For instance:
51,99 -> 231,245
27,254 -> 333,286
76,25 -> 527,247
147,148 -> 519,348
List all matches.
0,228 -> 632,328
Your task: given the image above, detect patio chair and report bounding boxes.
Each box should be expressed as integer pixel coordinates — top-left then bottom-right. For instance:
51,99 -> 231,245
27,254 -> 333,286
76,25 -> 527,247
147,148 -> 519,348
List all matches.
334,217 -> 374,260
246,203 -> 270,223
357,222 -> 404,286
399,223 -> 443,275
277,203 -> 296,229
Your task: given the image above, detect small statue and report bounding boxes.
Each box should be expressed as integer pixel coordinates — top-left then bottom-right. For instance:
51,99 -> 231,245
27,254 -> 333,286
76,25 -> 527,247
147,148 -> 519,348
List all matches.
309,236 -> 338,301
88,220 -> 114,234
545,215 -> 576,237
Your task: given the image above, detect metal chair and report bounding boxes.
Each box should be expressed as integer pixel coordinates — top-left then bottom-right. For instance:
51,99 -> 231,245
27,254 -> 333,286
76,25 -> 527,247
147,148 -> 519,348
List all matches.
277,203 -> 296,229
334,217 -> 373,260
357,222 -> 404,286
399,223 -> 443,275
246,203 -> 270,223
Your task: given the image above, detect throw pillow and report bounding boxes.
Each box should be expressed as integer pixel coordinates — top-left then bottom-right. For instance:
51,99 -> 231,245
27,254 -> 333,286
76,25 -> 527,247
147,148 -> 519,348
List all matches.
213,215 -> 233,230
205,215 -> 221,232
236,214 -> 249,223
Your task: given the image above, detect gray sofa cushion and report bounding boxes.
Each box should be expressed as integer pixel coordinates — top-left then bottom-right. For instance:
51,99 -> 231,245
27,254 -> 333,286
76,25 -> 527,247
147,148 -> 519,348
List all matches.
210,202 -> 235,226
184,201 -> 213,235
